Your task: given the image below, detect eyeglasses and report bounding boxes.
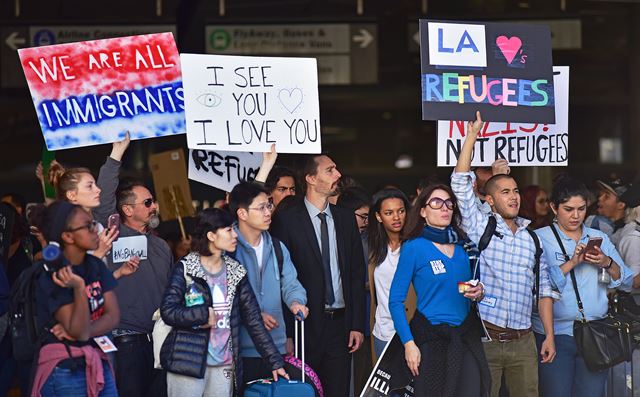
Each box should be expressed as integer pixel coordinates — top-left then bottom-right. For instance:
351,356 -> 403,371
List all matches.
425,197 -> 455,210
67,220 -> 99,233
275,186 -> 296,194
355,213 -> 368,222
248,202 -> 274,213
127,198 -> 156,208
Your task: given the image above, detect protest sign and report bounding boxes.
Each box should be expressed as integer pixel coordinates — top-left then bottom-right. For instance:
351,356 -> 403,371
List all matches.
18,32 -> 184,150
149,149 -> 195,223
181,54 -> 321,153
112,235 -> 148,263
188,149 -> 262,192
437,66 -> 569,167
420,20 -> 555,123
361,334 -> 414,397
0,203 -> 16,262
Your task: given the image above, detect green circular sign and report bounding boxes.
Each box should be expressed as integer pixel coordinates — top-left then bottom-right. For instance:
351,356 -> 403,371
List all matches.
210,29 -> 231,51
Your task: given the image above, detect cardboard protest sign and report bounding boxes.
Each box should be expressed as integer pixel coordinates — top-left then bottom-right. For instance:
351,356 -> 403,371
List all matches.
0,204 -> 16,262
188,149 -> 261,192
361,334 -> 414,397
149,149 -> 195,222
112,235 -> 148,263
19,32 -> 185,150
420,20 -> 555,123
437,66 -> 568,167
181,54 -> 321,153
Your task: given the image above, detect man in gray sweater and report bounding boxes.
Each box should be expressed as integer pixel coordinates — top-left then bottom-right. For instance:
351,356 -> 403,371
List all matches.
99,153 -> 173,397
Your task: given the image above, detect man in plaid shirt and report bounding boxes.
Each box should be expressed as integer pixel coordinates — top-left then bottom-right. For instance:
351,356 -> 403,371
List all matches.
451,112 -> 556,397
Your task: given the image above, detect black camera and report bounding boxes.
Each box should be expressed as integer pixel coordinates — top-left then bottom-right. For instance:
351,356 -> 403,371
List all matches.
42,242 -> 65,273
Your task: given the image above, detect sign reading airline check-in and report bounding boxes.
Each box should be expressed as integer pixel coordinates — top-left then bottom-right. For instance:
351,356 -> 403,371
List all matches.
420,20 -> 555,124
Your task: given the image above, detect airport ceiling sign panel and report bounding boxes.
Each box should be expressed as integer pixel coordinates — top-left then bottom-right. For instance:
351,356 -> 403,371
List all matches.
1,27 -> 29,88
204,23 -> 378,85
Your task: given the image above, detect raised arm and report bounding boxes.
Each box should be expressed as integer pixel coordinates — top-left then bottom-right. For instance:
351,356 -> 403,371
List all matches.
94,133 -> 130,226
254,144 -> 277,183
455,111 -> 483,173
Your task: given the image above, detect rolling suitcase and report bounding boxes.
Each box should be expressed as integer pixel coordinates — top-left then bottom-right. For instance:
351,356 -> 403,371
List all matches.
244,314 -> 316,397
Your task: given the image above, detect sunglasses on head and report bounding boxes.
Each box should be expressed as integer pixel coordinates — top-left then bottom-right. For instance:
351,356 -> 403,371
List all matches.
425,197 -> 455,210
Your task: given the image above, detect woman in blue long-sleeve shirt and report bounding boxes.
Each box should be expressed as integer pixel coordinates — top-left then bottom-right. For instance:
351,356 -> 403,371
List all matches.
389,183 -> 491,397
532,176 -> 632,397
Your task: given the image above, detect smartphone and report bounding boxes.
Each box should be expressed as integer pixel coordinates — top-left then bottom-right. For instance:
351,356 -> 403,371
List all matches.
585,237 -> 603,255
107,213 -> 120,230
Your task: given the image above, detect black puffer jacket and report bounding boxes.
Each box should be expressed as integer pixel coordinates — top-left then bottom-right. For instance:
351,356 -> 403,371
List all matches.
160,252 -> 284,393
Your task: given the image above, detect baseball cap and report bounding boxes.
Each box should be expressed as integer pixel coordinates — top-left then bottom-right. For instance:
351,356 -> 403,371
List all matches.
596,178 -> 630,198
620,183 -> 640,208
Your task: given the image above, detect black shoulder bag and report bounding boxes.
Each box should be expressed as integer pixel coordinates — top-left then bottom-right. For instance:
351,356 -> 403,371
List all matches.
550,225 -> 632,371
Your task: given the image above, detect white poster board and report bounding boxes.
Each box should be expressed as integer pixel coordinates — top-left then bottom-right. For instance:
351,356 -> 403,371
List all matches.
188,149 -> 262,192
181,53 -> 321,154
437,66 -> 569,167
112,235 -> 148,263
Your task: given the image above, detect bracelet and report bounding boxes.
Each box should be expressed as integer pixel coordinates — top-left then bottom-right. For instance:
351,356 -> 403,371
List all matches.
605,256 -> 613,269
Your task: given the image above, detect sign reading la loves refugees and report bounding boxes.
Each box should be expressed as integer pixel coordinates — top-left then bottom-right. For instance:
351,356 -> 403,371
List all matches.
181,54 -> 321,153
420,20 -> 555,123
18,32 -> 184,150
437,66 -> 569,167
188,149 -> 262,192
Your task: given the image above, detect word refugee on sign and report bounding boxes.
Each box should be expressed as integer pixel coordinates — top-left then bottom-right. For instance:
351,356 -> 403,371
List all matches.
422,73 -> 553,107
191,150 -> 260,183
38,83 -> 184,130
445,134 -> 568,165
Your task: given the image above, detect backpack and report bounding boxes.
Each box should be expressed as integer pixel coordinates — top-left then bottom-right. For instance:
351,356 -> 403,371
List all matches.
9,262 -> 47,361
478,214 -> 543,308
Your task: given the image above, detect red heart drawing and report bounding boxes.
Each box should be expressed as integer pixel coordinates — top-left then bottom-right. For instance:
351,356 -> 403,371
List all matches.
496,36 -> 522,64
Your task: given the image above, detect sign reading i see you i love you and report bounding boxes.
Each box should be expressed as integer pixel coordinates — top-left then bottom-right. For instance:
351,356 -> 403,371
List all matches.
181,54 -> 321,153
420,20 -> 555,123
18,32 -> 184,150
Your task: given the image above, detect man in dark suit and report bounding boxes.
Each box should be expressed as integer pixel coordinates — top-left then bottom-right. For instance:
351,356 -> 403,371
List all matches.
271,154 -> 366,397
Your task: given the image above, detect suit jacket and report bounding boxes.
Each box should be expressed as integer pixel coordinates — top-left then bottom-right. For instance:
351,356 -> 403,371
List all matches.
271,198 -> 366,341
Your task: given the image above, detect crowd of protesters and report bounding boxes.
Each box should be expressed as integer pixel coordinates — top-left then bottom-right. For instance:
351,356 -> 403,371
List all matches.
0,111 -> 639,397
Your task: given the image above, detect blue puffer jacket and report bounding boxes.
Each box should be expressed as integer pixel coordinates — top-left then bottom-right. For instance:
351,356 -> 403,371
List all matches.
160,252 -> 284,394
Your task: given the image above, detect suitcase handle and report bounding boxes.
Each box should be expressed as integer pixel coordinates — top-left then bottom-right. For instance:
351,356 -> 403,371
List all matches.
294,311 -> 305,383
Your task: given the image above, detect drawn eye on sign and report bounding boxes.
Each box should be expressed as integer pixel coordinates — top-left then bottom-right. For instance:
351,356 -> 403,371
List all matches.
197,93 -> 222,108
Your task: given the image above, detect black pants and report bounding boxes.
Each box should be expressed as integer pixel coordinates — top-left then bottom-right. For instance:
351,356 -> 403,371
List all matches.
307,311 -> 351,397
113,335 -> 167,397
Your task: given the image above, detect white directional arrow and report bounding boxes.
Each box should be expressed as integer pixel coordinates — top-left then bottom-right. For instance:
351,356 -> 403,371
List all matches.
5,31 -> 26,51
352,29 -> 373,48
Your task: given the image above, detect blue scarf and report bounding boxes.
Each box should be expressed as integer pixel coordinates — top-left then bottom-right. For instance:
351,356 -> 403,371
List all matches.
420,225 -> 481,280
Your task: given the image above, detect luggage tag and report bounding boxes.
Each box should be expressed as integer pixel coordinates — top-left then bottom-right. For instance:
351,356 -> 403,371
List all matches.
94,335 -> 118,353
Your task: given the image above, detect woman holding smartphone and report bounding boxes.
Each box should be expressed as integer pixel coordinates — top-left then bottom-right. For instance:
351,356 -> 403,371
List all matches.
32,201 -> 120,397
389,184 -> 491,396
532,175 -> 633,397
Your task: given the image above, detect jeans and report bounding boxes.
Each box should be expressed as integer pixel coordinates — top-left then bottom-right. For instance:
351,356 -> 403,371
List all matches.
482,331 -> 538,397
40,360 -> 117,397
373,335 -> 388,361
534,332 -> 608,397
